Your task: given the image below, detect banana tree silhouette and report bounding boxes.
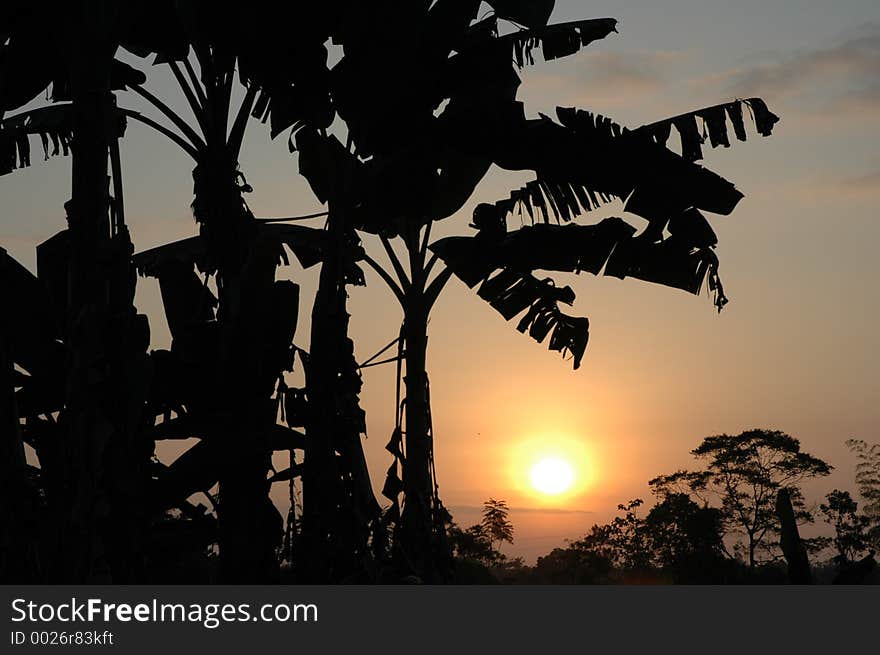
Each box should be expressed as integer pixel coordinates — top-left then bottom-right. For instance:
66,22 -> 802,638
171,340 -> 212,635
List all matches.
123,1 -> 385,581
298,0 -> 779,582
292,0 -> 626,581
2,1 -> 368,582
120,37 -> 342,580
430,97 -> 780,366
0,1 -> 170,582
124,47 -> 287,581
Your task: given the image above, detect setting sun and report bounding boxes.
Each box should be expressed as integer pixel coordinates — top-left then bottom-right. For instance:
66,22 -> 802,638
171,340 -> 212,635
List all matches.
530,457 -> 575,495
507,433 -> 595,505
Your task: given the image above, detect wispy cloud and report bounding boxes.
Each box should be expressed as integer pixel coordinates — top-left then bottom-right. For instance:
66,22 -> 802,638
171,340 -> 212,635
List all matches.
522,50 -> 687,109
762,169 -> 880,205
448,504 -> 594,515
698,26 -> 880,121
827,170 -> 880,197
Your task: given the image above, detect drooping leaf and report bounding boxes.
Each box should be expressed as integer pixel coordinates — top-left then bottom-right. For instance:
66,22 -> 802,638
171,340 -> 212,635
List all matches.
151,440 -> 218,513
431,215 -> 730,368
153,259 -> 217,340
635,98 -> 781,162
382,462 -> 404,501
134,236 -> 206,278
0,104 -> 73,175
134,224 -> 332,279
506,18 -> 618,67
491,176 -> 615,224
270,425 -> 306,452
268,464 -> 303,484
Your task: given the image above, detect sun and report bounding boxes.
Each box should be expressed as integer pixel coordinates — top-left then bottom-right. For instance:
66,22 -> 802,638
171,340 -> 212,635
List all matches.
507,434 -> 593,504
529,456 -> 576,495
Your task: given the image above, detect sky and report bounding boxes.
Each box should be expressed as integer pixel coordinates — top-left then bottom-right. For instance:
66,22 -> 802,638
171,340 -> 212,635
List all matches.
2,1 -> 879,563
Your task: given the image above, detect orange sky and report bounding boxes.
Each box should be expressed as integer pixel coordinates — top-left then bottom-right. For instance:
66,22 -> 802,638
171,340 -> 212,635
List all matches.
3,1 -> 879,562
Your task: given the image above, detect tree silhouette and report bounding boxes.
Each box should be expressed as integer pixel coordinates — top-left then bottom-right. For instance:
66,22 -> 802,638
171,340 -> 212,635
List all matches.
645,492 -> 726,582
118,3 -> 379,583
819,490 -> 872,562
0,1 -> 178,582
2,1 -> 374,583
447,523 -> 503,568
481,499 -> 514,551
297,1 -> 779,584
292,1 -> 629,582
846,439 -> 880,547
650,429 -> 832,568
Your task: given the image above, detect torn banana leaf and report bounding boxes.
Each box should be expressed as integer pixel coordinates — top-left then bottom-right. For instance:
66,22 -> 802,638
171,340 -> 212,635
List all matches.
268,464 -> 303,484
0,104 -> 73,175
151,440 -> 219,513
430,216 -> 728,368
506,18 -> 618,67
635,98 -> 780,162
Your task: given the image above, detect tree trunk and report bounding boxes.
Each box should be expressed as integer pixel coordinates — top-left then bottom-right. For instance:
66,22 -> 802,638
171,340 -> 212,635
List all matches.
776,489 -> 812,584
300,209 -> 378,582
398,233 -> 452,583
60,24 -> 124,583
215,273 -> 281,584
400,299 -> 435,579
58,4 -> 152,583
202,181 -> 283,582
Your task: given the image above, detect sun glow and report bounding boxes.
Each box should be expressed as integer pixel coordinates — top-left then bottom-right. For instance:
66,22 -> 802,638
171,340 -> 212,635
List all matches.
530,457 -> 575,495
508,434 -> 594,504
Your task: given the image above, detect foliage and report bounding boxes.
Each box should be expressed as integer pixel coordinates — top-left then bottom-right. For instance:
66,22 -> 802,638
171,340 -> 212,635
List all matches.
846,439 -> 880,545
645,492 -> 727,580
448,498 -> 516,569
818,490 -> 873,562
649,429 -> 832,567
481,498 -> 514,549
448,523 -> 505,567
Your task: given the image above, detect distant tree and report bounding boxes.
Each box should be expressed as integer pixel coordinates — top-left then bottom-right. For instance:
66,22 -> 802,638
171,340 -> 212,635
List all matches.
650,429 -> 832,568
533,545 -> 614,585
645,492 -> 726,581
846,439 -> 880,546
818,490 -> 872,562
481,499 -> 514,551
569,499 -> 652,574
447,522 -> 503,566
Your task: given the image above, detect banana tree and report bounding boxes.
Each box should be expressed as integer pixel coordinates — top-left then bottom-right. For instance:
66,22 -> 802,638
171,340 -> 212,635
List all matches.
121,0 -> 388,580
297,0 -> 630,582
117,34 -> 317,580
0,1 -> 170,582
302,0 -> 779,582
430,97 -> 780,366
1,0 -> 356,582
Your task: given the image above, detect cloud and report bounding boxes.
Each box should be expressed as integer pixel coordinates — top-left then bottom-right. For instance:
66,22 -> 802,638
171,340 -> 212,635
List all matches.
522,50 -> 686,109
579,51 -> 680,96
698,26 -> 880,121
766,169 -> 880,205
829,170 -> 880,196
448,504 -> 594,515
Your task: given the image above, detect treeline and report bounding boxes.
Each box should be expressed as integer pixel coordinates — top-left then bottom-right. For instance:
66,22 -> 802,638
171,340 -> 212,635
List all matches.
450,432 -> 880,584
